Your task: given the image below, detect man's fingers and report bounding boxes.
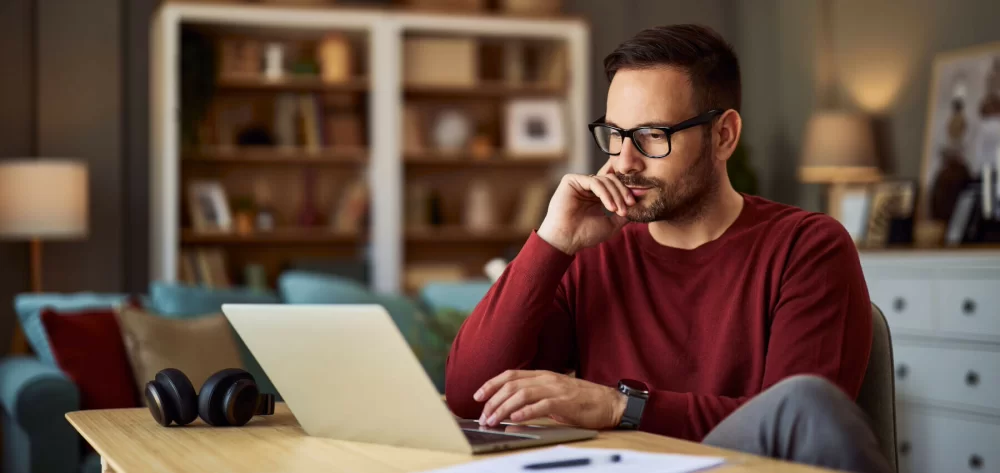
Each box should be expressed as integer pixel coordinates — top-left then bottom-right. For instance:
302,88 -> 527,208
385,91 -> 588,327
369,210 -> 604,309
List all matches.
594,177 -> 627,216
474,370 -> 539,403
486,386 -> 551,426
582,178 -> 620,214
509,398 -> 558,423
604,174 -> 635,206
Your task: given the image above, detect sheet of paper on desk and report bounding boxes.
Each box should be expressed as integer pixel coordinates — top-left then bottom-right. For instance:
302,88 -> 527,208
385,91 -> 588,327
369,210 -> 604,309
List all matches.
417,445 -> 725,473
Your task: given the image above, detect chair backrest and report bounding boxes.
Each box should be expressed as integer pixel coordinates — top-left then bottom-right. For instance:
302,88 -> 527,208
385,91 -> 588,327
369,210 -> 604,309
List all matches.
856,304 -> 898,473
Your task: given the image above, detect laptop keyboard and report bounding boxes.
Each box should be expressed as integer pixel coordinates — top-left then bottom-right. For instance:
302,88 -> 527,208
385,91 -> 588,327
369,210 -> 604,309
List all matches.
462,429 -> 536,445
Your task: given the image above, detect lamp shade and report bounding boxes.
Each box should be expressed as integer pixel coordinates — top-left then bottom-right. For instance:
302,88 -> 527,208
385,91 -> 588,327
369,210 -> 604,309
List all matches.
0,159 -> 89,239
799,111 -> 882,183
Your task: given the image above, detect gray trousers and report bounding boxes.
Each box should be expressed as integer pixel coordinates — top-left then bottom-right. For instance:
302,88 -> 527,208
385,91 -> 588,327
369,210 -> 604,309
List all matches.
702,375 -> 892,473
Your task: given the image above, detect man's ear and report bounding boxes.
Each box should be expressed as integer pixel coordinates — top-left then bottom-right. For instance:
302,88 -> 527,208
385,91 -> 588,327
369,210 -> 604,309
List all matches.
715,110 -> 743,162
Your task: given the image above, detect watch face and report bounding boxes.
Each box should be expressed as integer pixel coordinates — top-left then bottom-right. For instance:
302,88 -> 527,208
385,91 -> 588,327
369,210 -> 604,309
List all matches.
619,378 -> 649,394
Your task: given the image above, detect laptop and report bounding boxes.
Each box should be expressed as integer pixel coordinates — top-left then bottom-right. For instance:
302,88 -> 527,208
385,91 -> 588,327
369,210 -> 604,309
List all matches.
222,304 -> 598,454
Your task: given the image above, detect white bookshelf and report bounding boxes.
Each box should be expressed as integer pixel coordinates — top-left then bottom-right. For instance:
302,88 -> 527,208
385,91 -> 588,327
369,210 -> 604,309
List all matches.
150,2 -> 590,294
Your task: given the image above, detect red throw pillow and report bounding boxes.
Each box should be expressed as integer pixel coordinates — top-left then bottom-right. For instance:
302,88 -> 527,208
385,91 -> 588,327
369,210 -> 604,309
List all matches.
41,308 -> 139,410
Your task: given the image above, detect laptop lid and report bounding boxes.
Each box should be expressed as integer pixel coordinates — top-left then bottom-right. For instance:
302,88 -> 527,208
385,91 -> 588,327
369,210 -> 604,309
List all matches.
222,304 -> 474,454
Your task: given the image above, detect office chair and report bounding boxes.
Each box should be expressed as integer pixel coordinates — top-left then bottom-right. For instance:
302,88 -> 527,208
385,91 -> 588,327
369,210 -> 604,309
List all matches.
856,303 -> 898,473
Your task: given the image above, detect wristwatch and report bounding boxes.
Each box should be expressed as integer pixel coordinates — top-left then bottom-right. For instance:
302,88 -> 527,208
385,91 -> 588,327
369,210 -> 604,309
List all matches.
617,379 -> 649,429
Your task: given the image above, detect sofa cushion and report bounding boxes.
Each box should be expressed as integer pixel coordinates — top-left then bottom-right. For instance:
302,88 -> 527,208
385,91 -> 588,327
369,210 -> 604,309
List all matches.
116,305 -> 245,397
149,282 -> 280,317
14,293 -> 137,365
278,270 -> 376,305
148,282 -> 282,399
41,308 -> 138,410
418,281 -> 492,314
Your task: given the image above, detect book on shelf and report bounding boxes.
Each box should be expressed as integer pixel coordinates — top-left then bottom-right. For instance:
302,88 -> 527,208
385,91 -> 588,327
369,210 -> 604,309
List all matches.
179,248 -> 231,289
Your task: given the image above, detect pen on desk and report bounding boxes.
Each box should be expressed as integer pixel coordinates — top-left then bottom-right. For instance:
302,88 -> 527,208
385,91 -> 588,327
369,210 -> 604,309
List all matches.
523,454 -> 622,470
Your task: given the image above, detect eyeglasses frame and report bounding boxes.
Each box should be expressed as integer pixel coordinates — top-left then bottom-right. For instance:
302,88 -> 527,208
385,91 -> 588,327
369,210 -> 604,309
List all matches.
587,109 -> 725,158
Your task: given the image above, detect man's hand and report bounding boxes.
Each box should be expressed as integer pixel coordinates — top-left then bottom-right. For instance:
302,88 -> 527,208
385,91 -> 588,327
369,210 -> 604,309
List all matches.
472,370 -> 627,430
536,169 -> 634,255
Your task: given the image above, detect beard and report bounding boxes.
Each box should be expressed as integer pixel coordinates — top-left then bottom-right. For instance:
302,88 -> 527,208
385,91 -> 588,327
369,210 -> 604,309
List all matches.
616,133 -> 719,224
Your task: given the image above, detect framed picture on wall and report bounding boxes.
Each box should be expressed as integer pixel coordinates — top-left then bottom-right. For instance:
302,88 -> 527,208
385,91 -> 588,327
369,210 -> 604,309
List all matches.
505,99 -> 566,157
920,41 -> 1000,225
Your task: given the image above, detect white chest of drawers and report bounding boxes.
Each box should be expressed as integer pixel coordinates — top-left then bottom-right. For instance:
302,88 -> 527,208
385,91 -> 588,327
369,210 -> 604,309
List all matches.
861,250 -> 1000,473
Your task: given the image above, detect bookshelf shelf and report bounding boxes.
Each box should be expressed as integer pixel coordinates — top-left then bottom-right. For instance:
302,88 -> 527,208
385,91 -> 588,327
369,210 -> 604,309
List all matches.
406,226 -> 531,243
184,147 -> 368,165
182,228 -> 364,245
403,80 -> 564,98
403,152 -> 564,167
217,76 -> 369,93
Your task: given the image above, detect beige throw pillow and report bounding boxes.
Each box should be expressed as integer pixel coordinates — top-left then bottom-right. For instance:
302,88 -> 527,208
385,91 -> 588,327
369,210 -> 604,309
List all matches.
116,305 -> 245,400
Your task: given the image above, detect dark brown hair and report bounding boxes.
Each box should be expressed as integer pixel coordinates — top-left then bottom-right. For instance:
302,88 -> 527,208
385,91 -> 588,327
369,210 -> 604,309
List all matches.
604,24 -> 741,114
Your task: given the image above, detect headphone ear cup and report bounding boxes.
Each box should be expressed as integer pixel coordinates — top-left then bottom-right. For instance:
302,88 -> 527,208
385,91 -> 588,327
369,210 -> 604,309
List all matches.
148,368 -> 197,426
198,368 -> 254,426
222,379 -> 260,426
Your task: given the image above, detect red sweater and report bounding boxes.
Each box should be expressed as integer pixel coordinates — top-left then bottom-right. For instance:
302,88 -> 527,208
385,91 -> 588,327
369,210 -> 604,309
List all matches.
445,194 -> 872,441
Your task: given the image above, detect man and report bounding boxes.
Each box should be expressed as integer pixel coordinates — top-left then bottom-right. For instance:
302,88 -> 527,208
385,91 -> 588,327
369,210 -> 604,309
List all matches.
444,24 -> 890,473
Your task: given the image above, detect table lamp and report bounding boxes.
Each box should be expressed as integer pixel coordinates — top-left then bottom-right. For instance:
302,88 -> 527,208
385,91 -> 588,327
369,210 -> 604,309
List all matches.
799,111 -> 882,217
0,159 -> 89,354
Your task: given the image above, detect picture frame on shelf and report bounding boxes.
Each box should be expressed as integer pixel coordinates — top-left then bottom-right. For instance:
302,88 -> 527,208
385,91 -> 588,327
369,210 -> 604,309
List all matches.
828,184 -> 871,244
505,99 -> 566,157
919,41 -> 1000,225
864,180 -> 917,249
188,180 -> 233,233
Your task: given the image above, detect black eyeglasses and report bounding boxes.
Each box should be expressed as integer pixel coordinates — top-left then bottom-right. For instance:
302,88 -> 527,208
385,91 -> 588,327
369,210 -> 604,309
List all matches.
588,109 -> 723,158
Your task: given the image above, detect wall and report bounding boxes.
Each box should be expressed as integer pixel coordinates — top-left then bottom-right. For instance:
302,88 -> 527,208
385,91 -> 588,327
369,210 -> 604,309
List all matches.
0,0 -> 34,352
742,0 -> 1000,210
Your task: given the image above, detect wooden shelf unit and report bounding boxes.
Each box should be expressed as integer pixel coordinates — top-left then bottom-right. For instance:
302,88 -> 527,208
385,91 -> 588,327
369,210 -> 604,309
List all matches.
151,3 -> 591,293
184,147 -> 368,165
182,228 -> 364,245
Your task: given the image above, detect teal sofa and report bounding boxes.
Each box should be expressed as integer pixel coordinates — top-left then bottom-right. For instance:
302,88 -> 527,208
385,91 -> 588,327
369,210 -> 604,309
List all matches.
0,272 -> 491,473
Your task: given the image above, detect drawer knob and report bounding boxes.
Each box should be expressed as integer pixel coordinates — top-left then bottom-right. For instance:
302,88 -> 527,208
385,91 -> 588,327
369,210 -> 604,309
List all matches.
966,371 -> 980,387
893,297 -> 906,312
896,364 -> 909,379
899,441 -> 911,455
969,454 -> 983,470
962,299 -> 977,315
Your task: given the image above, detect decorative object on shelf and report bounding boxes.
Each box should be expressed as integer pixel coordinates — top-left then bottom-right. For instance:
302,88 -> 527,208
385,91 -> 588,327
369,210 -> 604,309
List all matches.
253,179 -> 277,232
945,183 -> 980,246
264,42 -> 285,81
920,41 -> 1000,223
512,181 -> 550,231
274,93 -> 299,148
431,109 -> 473,154
187,180 -> 232,233
404,37 -> 478,88
232,196 -> 257,235
297,169 -> 323,227
799,111 -> 882,220
469,132 -> 493,161
319,34 -> 352,84
406,182 -> 432,230
863,181 -> 916,248
332,179 -> 369,233
0,159 -> 89,355
929,150 -> 971,222
178,248 -> 231,288
297,94 -> 323,152
505,99 -> 566,156
464,180 -> 497,232
830,185 -> 870,243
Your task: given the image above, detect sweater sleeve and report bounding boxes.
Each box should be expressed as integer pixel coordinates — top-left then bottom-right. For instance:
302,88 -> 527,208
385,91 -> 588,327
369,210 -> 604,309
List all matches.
445,232 -> 577,420
636,214 -> 873,441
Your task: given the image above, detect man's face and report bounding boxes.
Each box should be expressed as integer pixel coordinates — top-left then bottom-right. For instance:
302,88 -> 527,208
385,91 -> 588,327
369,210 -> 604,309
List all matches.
604,66 -> 720,223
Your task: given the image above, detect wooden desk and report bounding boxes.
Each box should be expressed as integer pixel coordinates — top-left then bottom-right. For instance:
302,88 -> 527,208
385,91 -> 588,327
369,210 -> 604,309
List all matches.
66,404 -> 832,473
